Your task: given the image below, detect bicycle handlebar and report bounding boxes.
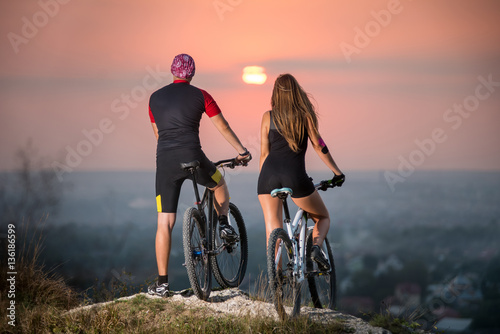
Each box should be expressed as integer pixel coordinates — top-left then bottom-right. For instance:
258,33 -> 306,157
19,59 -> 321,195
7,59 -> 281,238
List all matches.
315,180 -> 336,191
315,177 -> 344,191
213,158 -> 249,169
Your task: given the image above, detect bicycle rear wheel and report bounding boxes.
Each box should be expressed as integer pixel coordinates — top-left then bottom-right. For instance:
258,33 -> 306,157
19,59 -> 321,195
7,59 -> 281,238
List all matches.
267,228 -> 301,320
305,229 -> 337,310
211,202 -> 248,288
183,207 -> 211,300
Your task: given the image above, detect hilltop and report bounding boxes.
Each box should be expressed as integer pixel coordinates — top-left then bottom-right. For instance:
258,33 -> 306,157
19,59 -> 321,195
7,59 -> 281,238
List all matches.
68,288 -> 395,333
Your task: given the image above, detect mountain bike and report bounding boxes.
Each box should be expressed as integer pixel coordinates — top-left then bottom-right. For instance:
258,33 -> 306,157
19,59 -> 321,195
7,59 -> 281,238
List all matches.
267,179 -> 339,320
182,158 -> 248,301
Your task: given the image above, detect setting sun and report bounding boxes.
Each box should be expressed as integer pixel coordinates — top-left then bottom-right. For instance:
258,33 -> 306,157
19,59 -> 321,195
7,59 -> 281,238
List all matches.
242,66 -> 267,85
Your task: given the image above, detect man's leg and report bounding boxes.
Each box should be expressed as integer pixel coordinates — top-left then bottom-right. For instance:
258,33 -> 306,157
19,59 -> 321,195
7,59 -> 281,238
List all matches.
156,212 -> 176,276
211,177 -> 229,216
210,177 -> 238,241
149,212 -> 175,296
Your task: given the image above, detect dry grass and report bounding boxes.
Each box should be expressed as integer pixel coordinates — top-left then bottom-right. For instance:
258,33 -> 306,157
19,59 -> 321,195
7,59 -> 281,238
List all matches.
0,219 -> 80,333
54,294 -> 347,334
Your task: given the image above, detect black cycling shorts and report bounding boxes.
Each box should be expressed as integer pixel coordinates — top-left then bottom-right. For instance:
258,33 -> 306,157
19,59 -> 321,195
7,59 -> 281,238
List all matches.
257,155 -> 315,198
156,148 -> 222,213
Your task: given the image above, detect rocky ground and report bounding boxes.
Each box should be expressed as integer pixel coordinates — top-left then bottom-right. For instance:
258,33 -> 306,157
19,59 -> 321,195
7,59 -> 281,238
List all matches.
76,288 -> 391,333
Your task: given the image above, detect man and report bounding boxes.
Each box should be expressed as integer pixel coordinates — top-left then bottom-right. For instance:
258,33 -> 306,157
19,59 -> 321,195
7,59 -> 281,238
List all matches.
147,54 -> 251,297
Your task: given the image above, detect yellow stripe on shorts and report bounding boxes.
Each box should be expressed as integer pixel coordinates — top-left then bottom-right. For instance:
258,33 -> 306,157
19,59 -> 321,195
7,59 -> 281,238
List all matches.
211,169 -> 222,184
156,195 -> 162,212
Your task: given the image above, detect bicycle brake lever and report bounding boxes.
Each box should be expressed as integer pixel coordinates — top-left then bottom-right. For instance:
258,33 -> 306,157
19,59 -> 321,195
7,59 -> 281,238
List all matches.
318,181 -> 328,191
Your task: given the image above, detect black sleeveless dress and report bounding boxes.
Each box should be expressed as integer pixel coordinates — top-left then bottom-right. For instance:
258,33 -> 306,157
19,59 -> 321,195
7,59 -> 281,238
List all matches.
257,111 -> 315,198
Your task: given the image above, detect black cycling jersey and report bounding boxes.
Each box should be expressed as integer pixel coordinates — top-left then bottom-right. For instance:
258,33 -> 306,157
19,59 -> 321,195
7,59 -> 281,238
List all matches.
149,80 -> 221,150
257,111 -> 315,198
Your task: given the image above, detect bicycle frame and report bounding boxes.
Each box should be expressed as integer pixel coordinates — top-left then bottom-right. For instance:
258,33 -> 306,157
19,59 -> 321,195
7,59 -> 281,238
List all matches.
290,209 -> 308,283
189,172 -> 223,255
276,189 -> 332,284
183,157 -> 248,300
188,161 -> 238,257
276,197 -> 307,284
268,179 -> 339,318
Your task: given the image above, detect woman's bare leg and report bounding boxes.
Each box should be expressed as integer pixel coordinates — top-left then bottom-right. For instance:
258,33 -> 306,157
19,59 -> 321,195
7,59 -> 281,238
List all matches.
292,190 -> 330,247
258,194 -> 283,246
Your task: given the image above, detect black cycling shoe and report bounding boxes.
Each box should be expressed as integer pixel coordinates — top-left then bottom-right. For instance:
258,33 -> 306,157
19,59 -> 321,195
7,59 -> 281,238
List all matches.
148,281 -> 170,297
310,245 -> 330,272
219,215 -> 237,243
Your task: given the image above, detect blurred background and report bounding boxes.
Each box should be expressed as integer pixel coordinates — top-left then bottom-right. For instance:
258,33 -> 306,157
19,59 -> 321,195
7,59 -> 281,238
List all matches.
1,1 -> 499,332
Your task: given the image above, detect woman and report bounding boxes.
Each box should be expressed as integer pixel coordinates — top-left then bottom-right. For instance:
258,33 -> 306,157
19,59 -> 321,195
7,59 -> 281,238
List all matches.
257,73 -> 345,270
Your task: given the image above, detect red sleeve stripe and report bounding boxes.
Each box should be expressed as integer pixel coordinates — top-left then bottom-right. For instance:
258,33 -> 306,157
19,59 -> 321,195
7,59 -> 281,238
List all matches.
149,105 -> 155,123
200,89 -> 222,118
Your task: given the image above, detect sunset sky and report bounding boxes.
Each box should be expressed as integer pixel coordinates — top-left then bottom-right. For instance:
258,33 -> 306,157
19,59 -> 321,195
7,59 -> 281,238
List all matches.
1,0 -> 499,177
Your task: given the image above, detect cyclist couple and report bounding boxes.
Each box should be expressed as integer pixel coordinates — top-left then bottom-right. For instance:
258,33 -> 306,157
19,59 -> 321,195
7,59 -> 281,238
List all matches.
148,54 -> 345,297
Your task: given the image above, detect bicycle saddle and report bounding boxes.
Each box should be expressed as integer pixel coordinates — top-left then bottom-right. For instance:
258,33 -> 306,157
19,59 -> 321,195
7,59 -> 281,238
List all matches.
270,188 -> 293,198
180,160 -> 200,170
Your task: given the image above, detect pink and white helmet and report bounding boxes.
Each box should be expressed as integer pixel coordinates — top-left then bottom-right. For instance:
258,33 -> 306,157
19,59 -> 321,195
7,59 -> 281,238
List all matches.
171,54 -> 196,79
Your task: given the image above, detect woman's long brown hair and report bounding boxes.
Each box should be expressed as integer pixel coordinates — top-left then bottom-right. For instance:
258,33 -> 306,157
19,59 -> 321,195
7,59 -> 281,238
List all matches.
271,74 -> 318,152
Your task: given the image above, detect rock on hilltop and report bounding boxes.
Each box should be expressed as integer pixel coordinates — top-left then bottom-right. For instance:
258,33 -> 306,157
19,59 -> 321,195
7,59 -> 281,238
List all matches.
75,288 -> 390,333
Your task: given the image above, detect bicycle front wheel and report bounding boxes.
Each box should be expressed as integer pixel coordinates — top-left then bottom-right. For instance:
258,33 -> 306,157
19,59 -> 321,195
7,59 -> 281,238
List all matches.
183,207 -> 211,300
211,202 -> 248,288
305,229 -> 337,310
267,228 -> 300,320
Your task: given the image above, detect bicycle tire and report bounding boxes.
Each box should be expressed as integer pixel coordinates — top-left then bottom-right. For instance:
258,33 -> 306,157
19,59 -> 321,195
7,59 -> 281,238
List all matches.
183,207 -> 211,300
211,202 -> 248,288
267,228 -> 301,320
305,229 -> 337,310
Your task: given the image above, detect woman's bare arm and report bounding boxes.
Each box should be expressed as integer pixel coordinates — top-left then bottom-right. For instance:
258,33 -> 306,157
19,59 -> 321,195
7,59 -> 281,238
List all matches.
259,111 -> 271,171
307,118 -> 343,176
